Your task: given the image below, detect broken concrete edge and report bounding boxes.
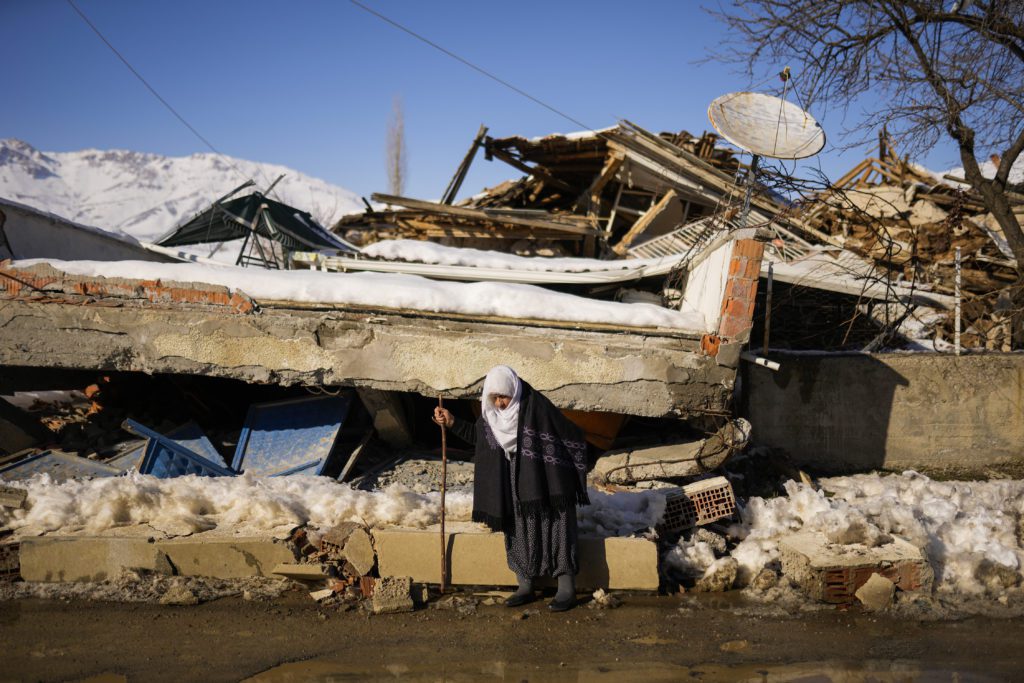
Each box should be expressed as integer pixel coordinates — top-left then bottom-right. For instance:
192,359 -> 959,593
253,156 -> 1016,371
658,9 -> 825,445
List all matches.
0,297 -> 735,418
592,418 -> 750,485
779,531 -> 934,604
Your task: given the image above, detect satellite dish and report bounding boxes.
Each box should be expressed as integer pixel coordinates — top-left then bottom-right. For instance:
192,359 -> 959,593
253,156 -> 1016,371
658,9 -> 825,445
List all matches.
708,92 -> 825,160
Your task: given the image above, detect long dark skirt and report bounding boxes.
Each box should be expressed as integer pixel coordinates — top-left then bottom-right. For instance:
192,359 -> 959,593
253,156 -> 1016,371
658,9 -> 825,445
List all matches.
504,451 -> 579,578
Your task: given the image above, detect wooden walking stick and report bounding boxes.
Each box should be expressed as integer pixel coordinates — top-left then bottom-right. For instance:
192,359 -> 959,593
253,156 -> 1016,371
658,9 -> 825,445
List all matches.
438,396 -> 448,594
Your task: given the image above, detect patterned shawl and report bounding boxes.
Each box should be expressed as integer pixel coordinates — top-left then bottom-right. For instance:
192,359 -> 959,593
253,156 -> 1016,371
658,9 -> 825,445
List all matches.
471,380 -> 590,532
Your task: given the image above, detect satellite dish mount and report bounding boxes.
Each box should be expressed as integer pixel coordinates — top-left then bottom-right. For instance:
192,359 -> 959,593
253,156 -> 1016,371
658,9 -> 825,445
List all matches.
708,73 -> 826,222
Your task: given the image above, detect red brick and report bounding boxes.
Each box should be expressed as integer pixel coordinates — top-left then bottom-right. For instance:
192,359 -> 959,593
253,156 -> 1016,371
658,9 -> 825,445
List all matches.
732,239 -> 765,259
700,334 -> 721,356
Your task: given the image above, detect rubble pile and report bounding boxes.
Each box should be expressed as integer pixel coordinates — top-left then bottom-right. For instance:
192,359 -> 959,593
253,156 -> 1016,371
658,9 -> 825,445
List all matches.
801,139 -> 1022,350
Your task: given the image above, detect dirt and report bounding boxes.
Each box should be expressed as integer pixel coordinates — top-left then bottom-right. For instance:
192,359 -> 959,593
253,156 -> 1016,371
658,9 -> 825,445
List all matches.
2,589 -> 1022,682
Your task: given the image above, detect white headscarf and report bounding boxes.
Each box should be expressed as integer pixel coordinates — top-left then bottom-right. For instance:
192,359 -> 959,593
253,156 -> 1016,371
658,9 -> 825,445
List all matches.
481,365 -> 522,455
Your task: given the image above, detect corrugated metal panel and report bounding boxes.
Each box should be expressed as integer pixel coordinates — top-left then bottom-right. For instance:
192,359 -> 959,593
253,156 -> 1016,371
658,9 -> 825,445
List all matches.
124,419 -> 235,478
231,395 -> 352,477
105,422 -> 222,474
0,450 -> 122,482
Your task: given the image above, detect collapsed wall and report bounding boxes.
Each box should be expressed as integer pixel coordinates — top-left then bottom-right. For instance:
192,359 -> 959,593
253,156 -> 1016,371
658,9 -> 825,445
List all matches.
0,265 -> 736,419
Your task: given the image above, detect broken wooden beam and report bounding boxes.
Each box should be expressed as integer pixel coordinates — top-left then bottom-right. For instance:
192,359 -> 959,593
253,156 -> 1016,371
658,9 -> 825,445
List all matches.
370,193 -> 600,236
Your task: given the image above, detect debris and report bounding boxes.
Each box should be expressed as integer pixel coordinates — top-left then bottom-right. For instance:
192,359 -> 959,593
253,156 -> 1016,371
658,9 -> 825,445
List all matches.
0,541 -> 20,581
355,388 -> 413,448
854,573 -> 895,612
749,568 -> 779,592
693,528 -> 728,555
271,563 -> 332,582
694,557 -> 738,593
0,398 -> 49,455
232,395 -> 353,477
371,575 -> 414,614
658,476 -> 738,535
155,183 -> 356,268
0,449 -> 122,483
779,531 -> 933,604
0,485 -> 27,509
309,588 -> 335,603
341,528 -> 375,576
593,419 -> 751,485
975,559 -> 1022,592
158,583 -> 199,606
588,588 -> 622,609
124,419 -> 234,479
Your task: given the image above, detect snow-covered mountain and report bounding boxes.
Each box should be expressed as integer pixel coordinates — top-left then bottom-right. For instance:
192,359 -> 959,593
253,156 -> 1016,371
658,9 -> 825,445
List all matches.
0,139 -> 364,244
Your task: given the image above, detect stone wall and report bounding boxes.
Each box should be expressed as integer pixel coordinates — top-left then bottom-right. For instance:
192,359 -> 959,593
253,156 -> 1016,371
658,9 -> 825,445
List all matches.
743,352 -> 1024,472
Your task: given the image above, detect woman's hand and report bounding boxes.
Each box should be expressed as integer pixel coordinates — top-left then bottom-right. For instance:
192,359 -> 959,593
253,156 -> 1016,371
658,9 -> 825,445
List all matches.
432,407 -> 455,428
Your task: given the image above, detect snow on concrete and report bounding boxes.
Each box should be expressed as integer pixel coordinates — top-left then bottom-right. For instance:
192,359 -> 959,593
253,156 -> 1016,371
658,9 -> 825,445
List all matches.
0,474 -> 666,540
704,472 -> 1024,599
360,239 -> 672,273
16,258 -> 707,330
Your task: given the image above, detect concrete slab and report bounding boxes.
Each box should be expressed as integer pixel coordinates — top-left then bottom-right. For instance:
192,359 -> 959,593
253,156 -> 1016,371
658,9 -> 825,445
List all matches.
20,534 -> 297,583
780,531 -> 933,603
0,287 -> 733,419
271,563 -> 331,581
373,528 -> 659,590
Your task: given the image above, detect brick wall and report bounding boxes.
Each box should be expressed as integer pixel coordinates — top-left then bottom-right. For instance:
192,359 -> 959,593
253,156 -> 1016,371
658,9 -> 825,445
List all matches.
717,239 -> 765,342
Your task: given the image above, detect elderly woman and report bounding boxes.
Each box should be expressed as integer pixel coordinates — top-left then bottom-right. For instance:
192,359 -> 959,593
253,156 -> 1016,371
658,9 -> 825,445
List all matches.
433,365 -> 589,611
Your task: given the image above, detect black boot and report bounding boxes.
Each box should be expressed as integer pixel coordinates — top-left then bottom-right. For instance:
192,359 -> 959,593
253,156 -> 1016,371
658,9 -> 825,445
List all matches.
506,573 -> 535,607
548,573 -> 576,612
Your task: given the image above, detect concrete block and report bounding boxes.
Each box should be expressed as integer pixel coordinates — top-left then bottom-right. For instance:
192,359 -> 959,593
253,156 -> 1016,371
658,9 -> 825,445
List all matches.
342,528 -> 375,576
780,532 -> 933,604
158,537 -> 296,579
373,529 -> 658,590
20,534 -> 297,583
20,537 -> 169,582
592,419 -> 749,484
372,575 -> 414,614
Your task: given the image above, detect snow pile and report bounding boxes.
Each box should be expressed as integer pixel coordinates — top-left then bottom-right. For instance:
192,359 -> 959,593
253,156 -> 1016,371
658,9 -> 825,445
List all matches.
0,474 -> 665,539
711,472 -> 1024,598
578,488 -> 667,537
17,258 -> 707,330
361,239 -> 670,273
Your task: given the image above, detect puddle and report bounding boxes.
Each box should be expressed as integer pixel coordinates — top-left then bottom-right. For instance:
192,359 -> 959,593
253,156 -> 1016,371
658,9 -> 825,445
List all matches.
244,659 -> 1001,682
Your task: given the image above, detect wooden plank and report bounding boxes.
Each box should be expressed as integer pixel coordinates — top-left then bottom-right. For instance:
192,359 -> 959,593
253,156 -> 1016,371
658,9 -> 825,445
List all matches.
612,189 -> 679,255
485,147 -> 577,194
581,154 -> 624,220
441,124 -> 488,205
338,430 -> 375,483
370,193 -> 600,236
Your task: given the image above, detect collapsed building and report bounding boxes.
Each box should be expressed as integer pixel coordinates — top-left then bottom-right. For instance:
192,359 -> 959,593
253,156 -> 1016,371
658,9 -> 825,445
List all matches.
0,117 -> 1020,611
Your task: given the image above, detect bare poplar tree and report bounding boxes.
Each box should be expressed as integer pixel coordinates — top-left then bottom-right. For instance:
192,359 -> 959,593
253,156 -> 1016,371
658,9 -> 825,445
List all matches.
710,1 -> 1024,272
387,95 -> 407,196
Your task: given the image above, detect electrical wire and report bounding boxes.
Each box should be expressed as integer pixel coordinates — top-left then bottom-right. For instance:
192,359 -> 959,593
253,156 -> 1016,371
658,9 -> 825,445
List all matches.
348,0 -> 598,135
65,0 -> 283,200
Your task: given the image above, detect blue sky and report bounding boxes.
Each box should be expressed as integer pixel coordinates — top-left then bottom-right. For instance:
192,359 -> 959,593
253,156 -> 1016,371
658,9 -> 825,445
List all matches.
3,0 -> 962,201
